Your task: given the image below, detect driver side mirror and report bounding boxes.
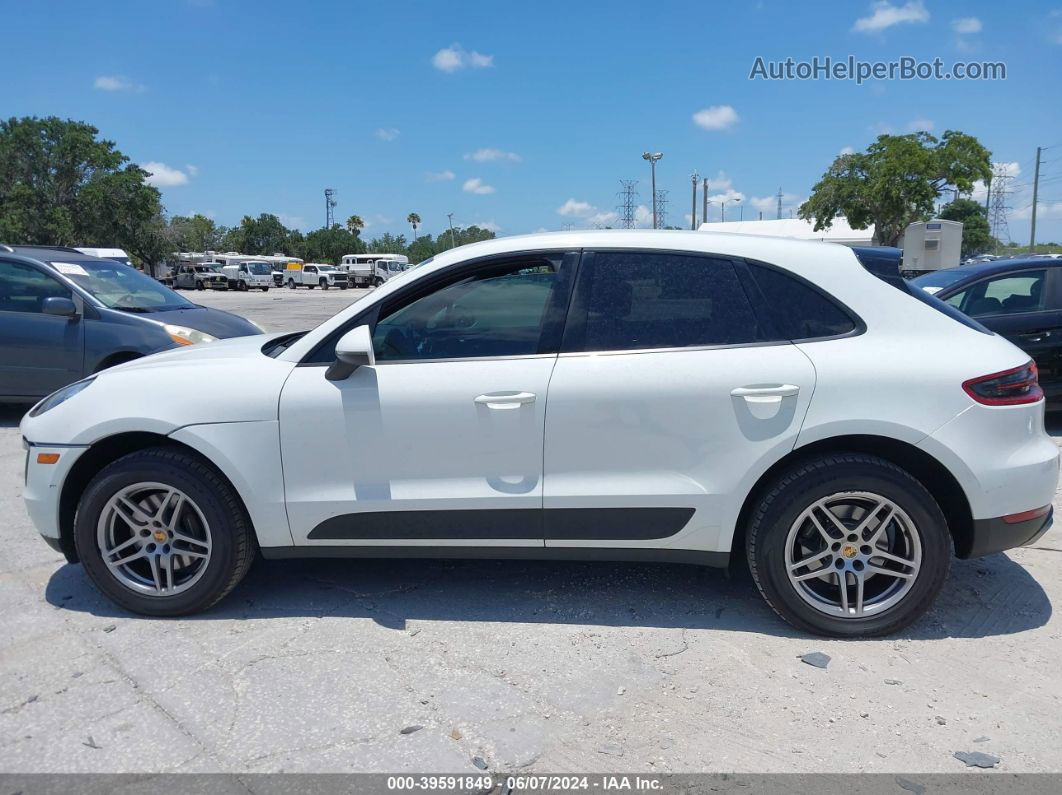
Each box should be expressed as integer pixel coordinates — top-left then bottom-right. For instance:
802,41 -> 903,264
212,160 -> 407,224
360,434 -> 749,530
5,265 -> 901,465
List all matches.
42,296 -> 78,318
326,324 -> 375,381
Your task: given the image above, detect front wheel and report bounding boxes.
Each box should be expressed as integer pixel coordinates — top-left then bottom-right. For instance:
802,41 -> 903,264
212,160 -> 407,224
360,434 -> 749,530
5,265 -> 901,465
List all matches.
239,281 -> 249,292
195,281 -> 205,291
262,287 -> 269,292
746,453 -> 950,638
320,279 -> 329,290
287,278 -> 296,289
74,448 -> 256,616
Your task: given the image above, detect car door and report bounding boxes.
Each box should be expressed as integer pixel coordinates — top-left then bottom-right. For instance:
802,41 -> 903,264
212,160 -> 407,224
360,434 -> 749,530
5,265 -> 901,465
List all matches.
0,260 -> 85,397
542,250 -> 816,555
279,251 -> 576,547
943,268 -> 1062,397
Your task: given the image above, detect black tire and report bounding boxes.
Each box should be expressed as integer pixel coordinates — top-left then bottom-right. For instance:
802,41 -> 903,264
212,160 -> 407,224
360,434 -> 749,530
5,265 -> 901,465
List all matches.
239,281 -> 249,292
195,281 -> 205,291
73,447 -> 257,616
308,284 -> 315,290
262,287 -> 269,292
320,279 -> 329,290
287,278 -> 296,289
339,284 -> 347,290
746,453 -> 950,638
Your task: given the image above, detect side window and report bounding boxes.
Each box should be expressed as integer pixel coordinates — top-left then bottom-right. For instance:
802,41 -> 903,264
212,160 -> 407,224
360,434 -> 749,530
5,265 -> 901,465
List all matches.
746,262 -> 858,340
951,270 -> 1046,317
306,266 -> 317,274
0,261 -> 70,313
574,252 -> 763,352
372,260 -> 558,361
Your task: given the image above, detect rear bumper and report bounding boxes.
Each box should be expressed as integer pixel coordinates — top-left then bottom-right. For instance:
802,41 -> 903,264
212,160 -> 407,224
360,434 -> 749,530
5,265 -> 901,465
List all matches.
962,507 -> 1053,559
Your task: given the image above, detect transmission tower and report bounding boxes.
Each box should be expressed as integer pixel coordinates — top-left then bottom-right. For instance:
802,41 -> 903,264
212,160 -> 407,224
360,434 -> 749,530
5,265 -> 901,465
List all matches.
325,188 -> 337,228
988,166 -> 1012,246
654,190 -> 669,228
616,180 -> 639,229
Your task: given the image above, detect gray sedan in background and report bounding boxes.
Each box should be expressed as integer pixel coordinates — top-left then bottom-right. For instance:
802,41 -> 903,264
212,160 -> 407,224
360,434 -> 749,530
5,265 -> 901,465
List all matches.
0,245 -> 263,401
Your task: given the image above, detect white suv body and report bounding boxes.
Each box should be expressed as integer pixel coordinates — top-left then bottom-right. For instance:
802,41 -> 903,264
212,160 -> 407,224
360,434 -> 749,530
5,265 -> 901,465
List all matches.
20,231 -> 1058,636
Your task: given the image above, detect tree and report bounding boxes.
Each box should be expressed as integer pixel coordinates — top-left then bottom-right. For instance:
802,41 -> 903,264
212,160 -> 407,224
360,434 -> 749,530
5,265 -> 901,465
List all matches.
434,224 -> 496,253
939,198 -> 995,258
302,225 -> 364,264
407,234 -> 437,264
407,212 -> 421,240
223,213 -> 296,255
368,232 -> 407,254
799,131 -> 992,247
346,215 -> 364,236
0,116 -> 169,270
168,214 -> 225,252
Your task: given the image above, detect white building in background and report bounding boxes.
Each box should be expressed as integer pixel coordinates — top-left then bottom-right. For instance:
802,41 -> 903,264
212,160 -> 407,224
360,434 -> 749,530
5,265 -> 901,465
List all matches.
697,217 -> 875,246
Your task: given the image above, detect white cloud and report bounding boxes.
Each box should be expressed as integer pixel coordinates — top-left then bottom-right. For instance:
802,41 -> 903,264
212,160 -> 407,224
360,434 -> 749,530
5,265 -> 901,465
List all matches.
952,17 -> 982,34
970,161 -> 1021,202
142,162 -> 189,187
278,214 -> 308,230
425,169 -> 456,182
746,192 -> 804,218
852,1 -> 929,33
634,205 -> 654,227
906,118 -> 935,132
557,198 -> 595,217
93,75 -> 145,92
692,105 -> 739,131
375,127 -> 400,142
839,146 -> 856,155
432,43 -> 494,72
588,211 -> 619,227
465,148 -> 522,163
472,219 -> 501,232
1014,201 -> 1062,221
185,164 -> 200,176
700,171 -> 734,193
463,177 -> 495,195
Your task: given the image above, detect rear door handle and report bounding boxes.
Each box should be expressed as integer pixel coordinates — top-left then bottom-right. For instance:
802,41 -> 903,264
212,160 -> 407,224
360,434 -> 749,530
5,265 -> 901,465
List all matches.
474,391 -> 537,410
731,384 -> 800,402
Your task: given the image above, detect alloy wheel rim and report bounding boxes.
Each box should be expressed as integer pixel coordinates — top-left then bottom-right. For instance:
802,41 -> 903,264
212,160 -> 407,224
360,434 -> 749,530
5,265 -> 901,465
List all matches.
784,491 -> 922,618
96,482 -> 212,597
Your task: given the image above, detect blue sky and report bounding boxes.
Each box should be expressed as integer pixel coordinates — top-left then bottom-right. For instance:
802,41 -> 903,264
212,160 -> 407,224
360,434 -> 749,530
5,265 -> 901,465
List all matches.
4,0 -> 1062,243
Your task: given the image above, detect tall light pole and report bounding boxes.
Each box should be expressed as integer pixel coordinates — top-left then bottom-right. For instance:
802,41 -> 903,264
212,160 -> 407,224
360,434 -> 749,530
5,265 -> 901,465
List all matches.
642,152 -> 663,229
719,197 -> 741,222
690,171 -> 699,230
702,178 -> 708,226
446,213 -> 457,250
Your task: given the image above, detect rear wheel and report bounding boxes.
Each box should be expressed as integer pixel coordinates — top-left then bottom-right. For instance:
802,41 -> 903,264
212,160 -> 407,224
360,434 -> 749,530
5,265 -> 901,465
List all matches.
287,278 -> 296,289
262,286 -> 269,292
74,448 -> 256,616
746,454 -> 950,637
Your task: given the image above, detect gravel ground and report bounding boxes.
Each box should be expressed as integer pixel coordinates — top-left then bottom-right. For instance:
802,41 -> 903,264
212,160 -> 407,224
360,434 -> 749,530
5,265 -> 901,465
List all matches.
1,288 -> 1060,774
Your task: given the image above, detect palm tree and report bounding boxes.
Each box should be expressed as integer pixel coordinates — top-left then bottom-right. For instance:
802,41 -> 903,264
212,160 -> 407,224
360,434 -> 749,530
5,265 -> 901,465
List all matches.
407,212 -> 421,240
346,215 -> 364,236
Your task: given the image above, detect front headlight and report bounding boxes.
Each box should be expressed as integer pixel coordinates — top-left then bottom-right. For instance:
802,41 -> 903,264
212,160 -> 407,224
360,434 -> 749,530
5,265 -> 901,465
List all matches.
29,377 -> 96,417
163,324 -> 219,346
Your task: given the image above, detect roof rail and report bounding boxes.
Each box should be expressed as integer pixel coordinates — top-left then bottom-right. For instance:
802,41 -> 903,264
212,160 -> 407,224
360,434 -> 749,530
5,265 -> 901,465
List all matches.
32,245 -> 85,254
0,244 -> 14,252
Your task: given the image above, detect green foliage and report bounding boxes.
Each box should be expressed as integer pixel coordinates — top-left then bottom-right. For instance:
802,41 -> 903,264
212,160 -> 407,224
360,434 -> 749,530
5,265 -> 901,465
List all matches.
367,232 -> 408,254
407,234 -> 437,264
167,214 -> 226,252
799,131 -> 992,247
346,215 -> 365,236
301,224 -> 364,265
434,225 -> 496,253
222,213 -> 299,256
939,198 -> 995,258
0,116 -> 167,266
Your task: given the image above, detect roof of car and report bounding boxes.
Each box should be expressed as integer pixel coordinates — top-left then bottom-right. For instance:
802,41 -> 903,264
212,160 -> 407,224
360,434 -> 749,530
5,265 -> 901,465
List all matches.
2,245 -> 112,264
938,256 -> 1062,282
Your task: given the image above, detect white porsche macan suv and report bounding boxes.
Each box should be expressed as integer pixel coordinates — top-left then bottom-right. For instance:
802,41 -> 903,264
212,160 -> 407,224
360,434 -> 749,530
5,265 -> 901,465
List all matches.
20,231 -> 1058,637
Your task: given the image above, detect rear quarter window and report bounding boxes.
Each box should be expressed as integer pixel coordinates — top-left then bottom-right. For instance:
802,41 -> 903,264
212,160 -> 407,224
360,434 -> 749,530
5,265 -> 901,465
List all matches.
745,262 -> 858,340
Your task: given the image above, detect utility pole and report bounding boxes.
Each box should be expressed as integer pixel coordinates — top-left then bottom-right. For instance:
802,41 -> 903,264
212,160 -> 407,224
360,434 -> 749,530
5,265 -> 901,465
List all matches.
642,152 -> 663,228
324,188 -> 337,228
446,213 -> 457,250
776,187 -> 783,220
1030,146 -> 1042,252
984,172 -> 992,213
690,171 -> 699,230
702,178 -> 708,226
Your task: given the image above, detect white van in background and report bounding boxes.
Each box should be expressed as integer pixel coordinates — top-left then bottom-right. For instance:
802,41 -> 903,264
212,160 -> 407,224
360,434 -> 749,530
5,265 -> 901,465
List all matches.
220,260 -> 273,291
339,253 -> 409,287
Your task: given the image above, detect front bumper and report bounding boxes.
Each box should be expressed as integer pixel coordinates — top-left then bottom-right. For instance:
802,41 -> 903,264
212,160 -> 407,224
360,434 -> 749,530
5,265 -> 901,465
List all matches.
22,440 -> 88,558
963,507 -> 1054,559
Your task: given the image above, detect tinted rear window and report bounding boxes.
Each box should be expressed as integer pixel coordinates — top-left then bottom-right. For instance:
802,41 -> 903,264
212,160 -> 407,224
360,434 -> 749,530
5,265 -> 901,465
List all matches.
746,263 -> 857,340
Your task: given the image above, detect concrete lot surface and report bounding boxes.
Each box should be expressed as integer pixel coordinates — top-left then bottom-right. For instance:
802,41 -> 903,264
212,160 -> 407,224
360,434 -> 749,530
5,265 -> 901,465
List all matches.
2,288 -> 1061,774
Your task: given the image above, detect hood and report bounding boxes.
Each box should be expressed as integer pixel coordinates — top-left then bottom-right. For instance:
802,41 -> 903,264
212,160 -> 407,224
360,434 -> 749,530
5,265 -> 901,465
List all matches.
142,304 -> 262,339
113,331 -> 282,372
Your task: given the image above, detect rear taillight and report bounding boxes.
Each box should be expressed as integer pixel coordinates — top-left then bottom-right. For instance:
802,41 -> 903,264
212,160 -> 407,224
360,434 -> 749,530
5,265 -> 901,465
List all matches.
963,362 -> 1044,406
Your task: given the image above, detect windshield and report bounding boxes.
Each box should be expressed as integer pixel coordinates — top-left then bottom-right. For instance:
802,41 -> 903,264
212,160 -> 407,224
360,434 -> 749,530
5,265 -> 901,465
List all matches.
51,260 -> 193,311
246,262 -> 271,275
317,265 -> 336,271
910,268 -> 973,294
388,261 -> 406,272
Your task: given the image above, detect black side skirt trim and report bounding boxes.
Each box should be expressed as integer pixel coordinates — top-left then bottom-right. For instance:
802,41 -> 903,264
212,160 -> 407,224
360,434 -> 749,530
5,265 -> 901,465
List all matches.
261,545 -> 728,568
306,507 -> 695,541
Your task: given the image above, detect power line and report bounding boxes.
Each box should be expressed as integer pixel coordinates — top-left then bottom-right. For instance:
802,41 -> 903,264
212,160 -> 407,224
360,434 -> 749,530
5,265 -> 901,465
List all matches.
616,180 -> 639,229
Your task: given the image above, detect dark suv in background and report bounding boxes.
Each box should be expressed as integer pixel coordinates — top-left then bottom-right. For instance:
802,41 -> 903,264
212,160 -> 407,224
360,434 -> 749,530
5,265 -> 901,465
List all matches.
0,245 -> 262,401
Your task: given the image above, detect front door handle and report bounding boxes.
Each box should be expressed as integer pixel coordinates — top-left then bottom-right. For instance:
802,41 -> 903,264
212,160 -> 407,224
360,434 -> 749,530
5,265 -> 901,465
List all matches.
474,391 -> 537,410
731,384 -> 800,403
